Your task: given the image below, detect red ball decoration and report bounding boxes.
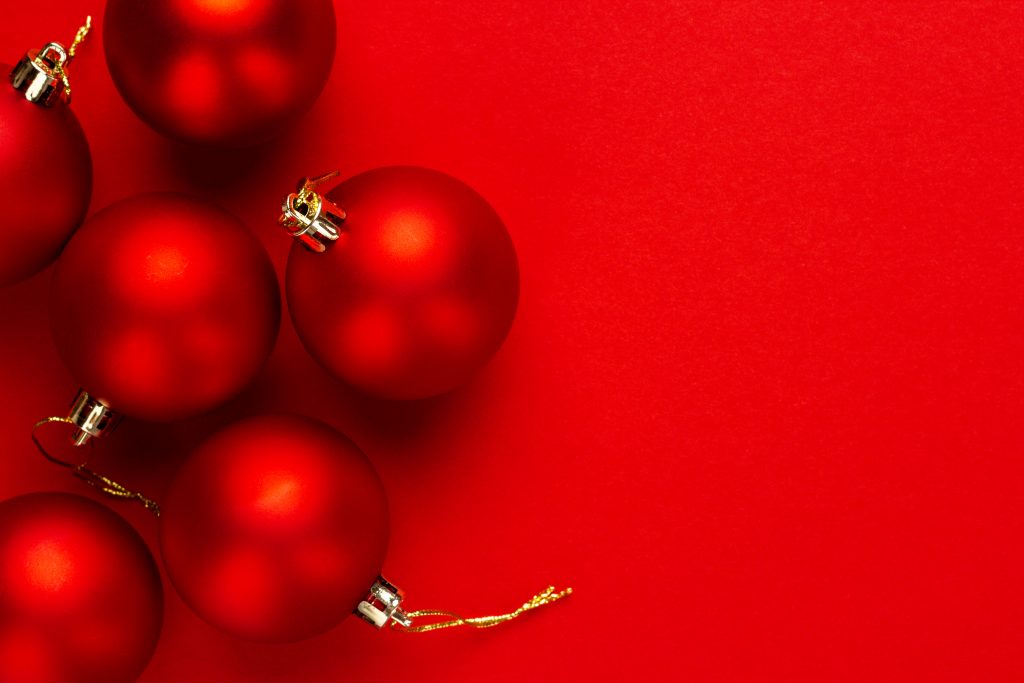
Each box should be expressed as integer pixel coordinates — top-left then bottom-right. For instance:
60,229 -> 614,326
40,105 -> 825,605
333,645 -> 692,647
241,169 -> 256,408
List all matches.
0,62 -> 90,286
286,167 -> 520,400
0,492 -> 163,683
50,193 -> 280,422
160,414 -> 389,642
104,0 -> 336,147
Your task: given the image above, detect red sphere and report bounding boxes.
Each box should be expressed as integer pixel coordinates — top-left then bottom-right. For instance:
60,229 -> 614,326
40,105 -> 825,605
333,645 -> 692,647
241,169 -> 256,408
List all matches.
287,167 -> 520,400
160,414 -> 389,642
50,193 -> 280,422
0,492 -> 163,683
0,74 -> 91,286
104,0 -> 336,147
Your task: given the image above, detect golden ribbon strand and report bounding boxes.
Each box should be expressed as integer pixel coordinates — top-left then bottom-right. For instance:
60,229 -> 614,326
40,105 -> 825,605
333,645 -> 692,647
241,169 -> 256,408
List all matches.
31,416 -> 161,516
53,15 -> 92,101
68,16 -> 92,59
294,170 -> 342,216
391,586 -> 573,633
306,170 -> 342,190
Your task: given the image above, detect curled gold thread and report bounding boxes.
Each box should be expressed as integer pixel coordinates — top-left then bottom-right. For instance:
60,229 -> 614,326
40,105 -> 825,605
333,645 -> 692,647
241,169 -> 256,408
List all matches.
391,586 -> 573,633
31,416 -> 161,516
67,16 -> 92,59
46,16 -> 92,102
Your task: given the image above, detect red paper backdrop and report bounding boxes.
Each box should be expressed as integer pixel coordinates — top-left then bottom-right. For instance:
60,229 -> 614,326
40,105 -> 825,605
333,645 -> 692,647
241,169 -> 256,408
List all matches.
1,2 -> 1022,681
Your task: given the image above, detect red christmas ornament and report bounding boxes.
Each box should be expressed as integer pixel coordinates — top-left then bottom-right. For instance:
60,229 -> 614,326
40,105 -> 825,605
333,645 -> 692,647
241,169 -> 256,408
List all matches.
0,23 -> 92,286
0,492 -> 163,683
160,414 -> 390,642
103,0 -> 336,147
50,193 -> 280,430
159,414 -> 573,641
280,167 -> 520,400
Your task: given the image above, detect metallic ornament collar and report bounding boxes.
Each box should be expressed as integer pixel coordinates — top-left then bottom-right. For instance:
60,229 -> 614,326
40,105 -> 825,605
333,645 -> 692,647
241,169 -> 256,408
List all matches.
66,389 -> 121,446
9,17 -> 92,107
279,171 -> 347,253
357,576 -> 412,629
10,43 -> 71,106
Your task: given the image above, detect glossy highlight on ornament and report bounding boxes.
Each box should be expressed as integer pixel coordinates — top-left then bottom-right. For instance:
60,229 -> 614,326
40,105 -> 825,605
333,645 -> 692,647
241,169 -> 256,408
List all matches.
0,492 -> 163,683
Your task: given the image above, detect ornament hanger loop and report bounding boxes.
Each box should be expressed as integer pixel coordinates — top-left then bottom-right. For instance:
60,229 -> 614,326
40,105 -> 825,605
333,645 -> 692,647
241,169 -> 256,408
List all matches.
37,43 -> 69,69
279,171 -> 347,253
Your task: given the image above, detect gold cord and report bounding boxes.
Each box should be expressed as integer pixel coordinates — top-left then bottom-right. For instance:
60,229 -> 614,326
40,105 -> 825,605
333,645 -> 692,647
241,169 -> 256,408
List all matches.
52,16 -> 92,102
303,170 -> 342,193
391,586 -> 573,633
31,416 -> 161,516
295,170 -> 342,216
68,16 -> 92,59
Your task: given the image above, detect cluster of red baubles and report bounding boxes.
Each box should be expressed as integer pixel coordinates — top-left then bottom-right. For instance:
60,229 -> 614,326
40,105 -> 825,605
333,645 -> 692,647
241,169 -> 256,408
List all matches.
0,2 -> 521,682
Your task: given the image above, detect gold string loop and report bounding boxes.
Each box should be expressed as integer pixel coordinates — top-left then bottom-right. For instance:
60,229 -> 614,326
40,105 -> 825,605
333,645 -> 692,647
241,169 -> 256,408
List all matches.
31,416 -> 161,516
48,15 -> 92,102
391,586 -> 573,633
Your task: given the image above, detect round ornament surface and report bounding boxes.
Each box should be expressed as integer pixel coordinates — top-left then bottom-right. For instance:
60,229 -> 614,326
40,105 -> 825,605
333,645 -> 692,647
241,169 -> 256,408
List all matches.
0,492 -> 163,683
160,414 -> 389,641
104,0 -> 337,147
0,63 -> 91,286
287,167 -> 520,400
50,193 -> 280,422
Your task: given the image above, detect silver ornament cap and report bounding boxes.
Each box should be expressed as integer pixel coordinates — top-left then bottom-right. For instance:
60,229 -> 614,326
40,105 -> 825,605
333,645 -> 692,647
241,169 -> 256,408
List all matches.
356,576 -> 412,629
66,389 -> 121,446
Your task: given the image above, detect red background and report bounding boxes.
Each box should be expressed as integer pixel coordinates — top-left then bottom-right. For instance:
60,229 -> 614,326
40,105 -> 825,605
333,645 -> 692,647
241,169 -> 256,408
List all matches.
1,1 -> 1022,681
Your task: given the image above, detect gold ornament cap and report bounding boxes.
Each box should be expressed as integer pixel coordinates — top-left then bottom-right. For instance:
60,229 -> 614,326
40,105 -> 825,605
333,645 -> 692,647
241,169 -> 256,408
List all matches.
10,43 -> 70,106
8,17 -> 91,106
279,171 -> 347,253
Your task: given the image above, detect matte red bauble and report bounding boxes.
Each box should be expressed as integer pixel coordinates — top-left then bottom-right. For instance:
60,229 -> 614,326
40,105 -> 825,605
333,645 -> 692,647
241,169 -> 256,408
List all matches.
0,492 -> 163,683
104,0 -> 336,147
1,39 -> 91,286
50,193 -> 280,423
160,414 -> 390,642
281,167 -> 520,400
